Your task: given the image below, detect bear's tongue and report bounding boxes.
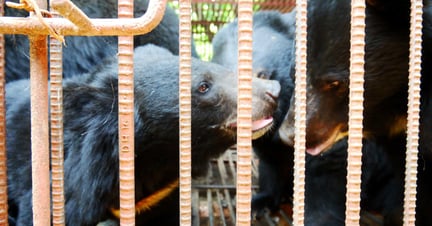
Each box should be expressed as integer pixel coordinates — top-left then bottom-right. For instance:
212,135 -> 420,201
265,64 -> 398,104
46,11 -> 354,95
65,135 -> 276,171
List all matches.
252,117 -> 273,131
228,117 -> 273,139
306,134 -> 337,156
306,143 -> 331,156
306,130 -> 348,156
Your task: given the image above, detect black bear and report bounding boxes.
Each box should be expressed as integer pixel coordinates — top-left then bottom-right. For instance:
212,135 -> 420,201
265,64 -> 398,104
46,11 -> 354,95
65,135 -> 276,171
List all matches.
211,10 -> 296,215
212,7 -> 406,226
279,0 -> 432,225
6,44 -> 281,225
4,0 -> 199,82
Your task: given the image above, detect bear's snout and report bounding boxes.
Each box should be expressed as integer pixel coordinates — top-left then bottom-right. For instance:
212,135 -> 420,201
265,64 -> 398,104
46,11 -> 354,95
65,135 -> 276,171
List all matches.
254,78 -> 281,107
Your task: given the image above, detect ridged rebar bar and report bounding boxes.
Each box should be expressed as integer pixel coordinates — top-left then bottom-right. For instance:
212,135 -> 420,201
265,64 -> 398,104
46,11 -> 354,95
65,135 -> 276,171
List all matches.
236,0 -> 253,225
0,0 -> 7,224
293,0 -> 307,225
118,0 -> 135,225
179,0 -> 192,225
403,0 -> 422,225
49,8 -> 65,226
345,0 -> 365,224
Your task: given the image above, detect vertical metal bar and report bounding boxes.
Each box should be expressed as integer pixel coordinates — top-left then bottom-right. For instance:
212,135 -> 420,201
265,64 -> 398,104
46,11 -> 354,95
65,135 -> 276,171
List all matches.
236,0 -> 253,225
30,4 -> 50,226
216,191 -> 227,226
403,0 -> 422,225
292,0 -> 307,225
192,190 -> 200,226
345,0 -> 365,224
217,158 -> 235,221
207,189 -> 214,226
29,34 -> 50,226
118,0 -> 135,225
179,0 -> 192,225
49,10 -> 65,225
0,0 -> 7,224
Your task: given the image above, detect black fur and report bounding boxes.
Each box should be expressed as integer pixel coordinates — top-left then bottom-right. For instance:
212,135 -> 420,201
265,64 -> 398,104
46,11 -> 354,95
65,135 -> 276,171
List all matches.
305,137 -> 404,226
279,0 -> 432,225
212,10 -> 296,214
6,45 -> 280,225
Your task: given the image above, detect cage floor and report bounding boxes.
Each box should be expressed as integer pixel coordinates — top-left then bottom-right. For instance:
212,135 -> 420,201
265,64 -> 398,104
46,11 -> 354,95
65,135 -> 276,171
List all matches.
192,148 -> 384,226
192,148 -> 293,226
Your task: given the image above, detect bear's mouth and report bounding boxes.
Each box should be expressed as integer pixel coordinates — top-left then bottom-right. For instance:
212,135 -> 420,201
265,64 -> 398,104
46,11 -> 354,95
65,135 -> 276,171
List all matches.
306,127 -> 348,155
227,116 -> 274,140
251,116 -> 274,139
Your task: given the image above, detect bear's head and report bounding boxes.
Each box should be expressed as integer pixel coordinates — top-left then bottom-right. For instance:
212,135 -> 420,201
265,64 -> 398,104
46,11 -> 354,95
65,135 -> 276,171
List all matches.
132,45 -> 280,176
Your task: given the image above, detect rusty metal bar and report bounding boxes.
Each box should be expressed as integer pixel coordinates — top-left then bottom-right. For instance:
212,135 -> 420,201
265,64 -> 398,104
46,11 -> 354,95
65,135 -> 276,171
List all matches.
292,0 -> 307,225
216,191 -> 228,226
345,0 -> 365,224
29,4 -> 50,226
217,158 -> 236,222
192,190 -> 200,226
403,0 -> 423,225
49,8 -> 65,225
30,34 -> 50,226
0,0 -> 167,36
179,0 -> 192,225
193,184 -> 258,189
118,0 -> 135,224
0,0 -> 7,224
236,0 -> 253,225
207,189 -> 214,226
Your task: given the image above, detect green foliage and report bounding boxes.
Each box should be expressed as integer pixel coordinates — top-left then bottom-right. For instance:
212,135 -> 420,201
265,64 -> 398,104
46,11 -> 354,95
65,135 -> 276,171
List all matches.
167,1 -> 264,61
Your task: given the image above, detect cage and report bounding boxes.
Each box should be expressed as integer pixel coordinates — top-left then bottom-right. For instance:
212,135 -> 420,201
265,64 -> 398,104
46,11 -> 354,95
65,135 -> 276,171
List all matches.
0,0 -> 426,225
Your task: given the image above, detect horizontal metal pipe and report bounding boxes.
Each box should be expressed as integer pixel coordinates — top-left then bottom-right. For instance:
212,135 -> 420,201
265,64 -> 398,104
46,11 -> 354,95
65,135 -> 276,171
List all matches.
0,0 -> 166,36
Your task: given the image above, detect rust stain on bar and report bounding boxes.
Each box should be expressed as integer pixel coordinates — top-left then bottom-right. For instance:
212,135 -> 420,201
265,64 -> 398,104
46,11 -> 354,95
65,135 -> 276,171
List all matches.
118,0 -> 135,224
236,0 -> 253,225
0,0 -> 167,36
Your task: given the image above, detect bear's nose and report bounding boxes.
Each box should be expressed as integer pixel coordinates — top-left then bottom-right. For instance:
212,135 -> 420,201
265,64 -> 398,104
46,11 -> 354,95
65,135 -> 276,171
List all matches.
265,91 -> 278,103
266,80 -> 281,100
264,81 -> 280,107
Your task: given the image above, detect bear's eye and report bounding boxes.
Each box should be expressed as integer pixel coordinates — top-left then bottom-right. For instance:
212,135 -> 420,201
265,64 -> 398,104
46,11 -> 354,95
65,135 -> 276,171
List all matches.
323,80 -> 340,91
197,81 -> 210,94
256,71 -> 271,80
